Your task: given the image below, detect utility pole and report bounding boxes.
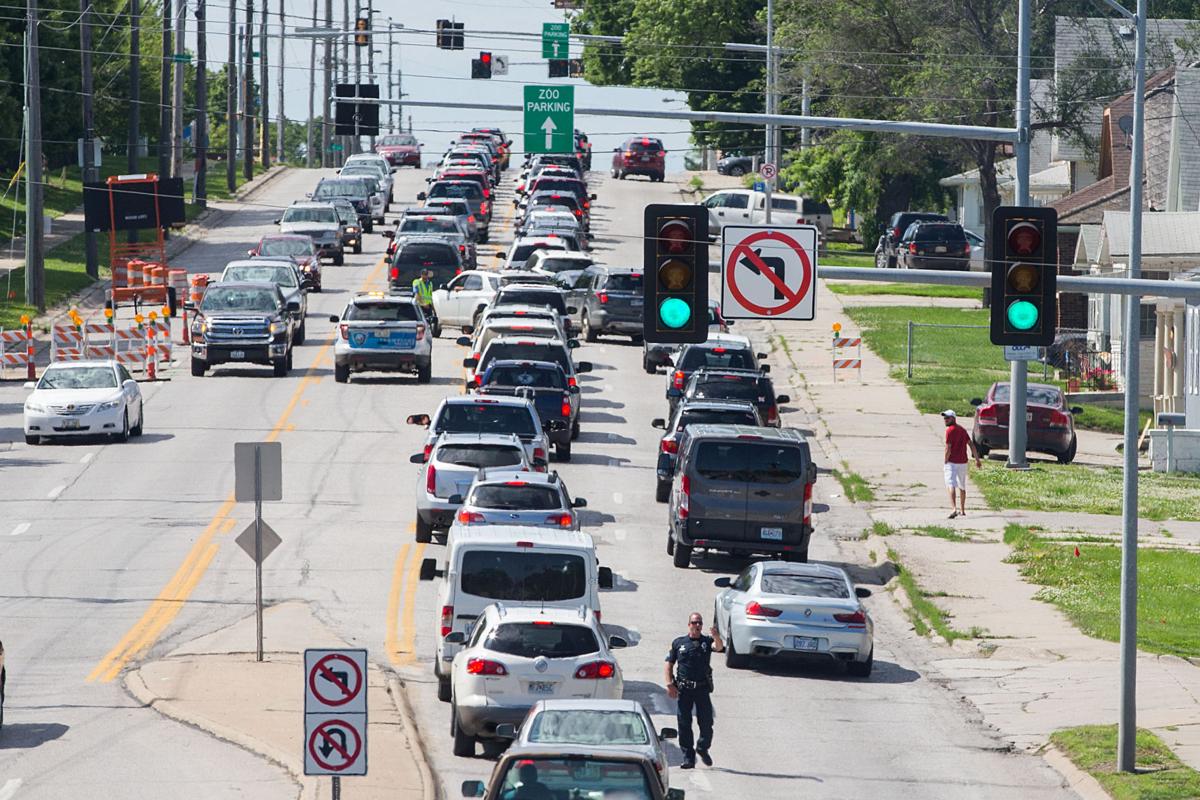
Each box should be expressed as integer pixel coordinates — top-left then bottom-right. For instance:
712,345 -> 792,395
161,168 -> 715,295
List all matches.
322,0 -> 332,166
387,17 -> 394,132
1008,0 -> 1033,470
243,0 -> 254,180
194,0 -> 207,207
259,0 -> 269,168
353,0 -> 361,154
159,0 -> 172,177
763,0 -> 774,224
226,7 -> 237,191
172,0 -> 186,177
366,0 -> 374,150
128,0 -> 140,173
306,0 -> 316,167
800,74 -> 811,148
341,0 -> 349,161
24,1 -> 45,312
276,0 -> 285,163
80,0 -> 99,279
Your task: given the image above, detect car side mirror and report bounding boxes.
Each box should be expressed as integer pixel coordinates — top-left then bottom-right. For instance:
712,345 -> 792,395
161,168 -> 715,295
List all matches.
513,199 -> 520,207
328,315 -> 341,323
776,394 -> 791,404
460,781 -> 485,799
416,192 -> 426,200
286,301 -> 300,313
970,398 -> 983,406
567,339 -> 580,350
409,453 -> 426,464
666,789 -> 686,800
757,352 -> 768,359
406,413 -> 431,427
713,577 -> 732,588
759,364 -> 770,374
598,566 -> 614,589
566,306 -> 578,315
461,325 -> 475,335
575,362 -> 592,373
659,727 -> 678,741
1070,406 -> 1084,415
383,230 -> 395,239
23,381 -> 36,390
725,319 -> 735,326
463,357 -> 478,368
419,558 -> 441,581
247,249 -> 256,256
652,418 -> 667,429
855,587 -> 872,599
494,723 -> 518,739
608,635 -> 628,649
568,384 -> 580,395
465,379 -> 479,390
443,631 -> 466,645
493,252 -> 505,259
456,336 -> 472,347
573,497 -> 587,508
448,494 -> 463,506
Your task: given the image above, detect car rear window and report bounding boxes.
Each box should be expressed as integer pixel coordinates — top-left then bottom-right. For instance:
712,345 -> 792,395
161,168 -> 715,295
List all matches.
459,551 -> 586,602
487,365 -> 565,388
628,139 -> 663,153
537,257 -> 592,274
679,408 -> 759,429
429,183 -> 482,200
483,623 -> 599,658
512,243 -> 565,262
469,484 -> 563,511
914,225 -> 966,243
603,274 -> 642,292
396,243 -> 457,265
400,218 -> 459,234
528,710 -> 650,745
993,385 -> 1063,406
344,302 -> 420,322
803,198 -> 832,215
532,195 -> 579,210
436,444 -> 524,468
691,375 -> 768,403
436,404 -> 537,436
680,347 -> 755,371
483,343 -> 570,374
760,572 -> 850,598
497,290 -> 568,315
694,441 -> 805,484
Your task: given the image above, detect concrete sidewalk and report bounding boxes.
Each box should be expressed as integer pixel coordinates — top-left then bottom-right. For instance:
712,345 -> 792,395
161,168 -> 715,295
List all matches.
125,601 -> 432,800
736,273 -> 1200,774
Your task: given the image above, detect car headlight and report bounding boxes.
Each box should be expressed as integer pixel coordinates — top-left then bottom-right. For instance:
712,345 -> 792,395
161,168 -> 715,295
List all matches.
269,321 -> 281,335
25,400 -> 46,413
346,225 -> 360,234
96,397 -> 123,411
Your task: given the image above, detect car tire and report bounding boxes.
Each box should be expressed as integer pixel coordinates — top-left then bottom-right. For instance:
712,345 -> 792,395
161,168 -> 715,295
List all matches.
582,313 -> 598,343
437,677 -> 451,703
724,633 -> 751,669
666,532 -> 675,556
556,441 -> 572,462
25,434 -> 38,446
335,251 -> 346,265
286,349 -> 295,370
273,357 -> 289,378
364,220 -> 374,233
1057,436 -> 1077,465
114,411 -> 130,443
190,358 -> 207,377
296,320 -> 306,346
353,241 -> 362,254
571,419 -> 580,440
416,515 -> 433,543
417,362 -> 432,384
432,320 -> 442,339
847,648 -> 874,678
451,705 -> 476,758
672,542 -> 692,569
618,170 -> 626,180
334,362 -> 350,383
730,166 -> 746,177
975,440 -> 990,458
655,479 -> 670,503
131,403 -> 144,436
479,230 -> 489,244
644,360 -> 657,375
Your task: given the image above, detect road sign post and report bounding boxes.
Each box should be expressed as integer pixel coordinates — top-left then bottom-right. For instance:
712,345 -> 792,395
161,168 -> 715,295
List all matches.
234,441 -> 282,662
542,22 -> 569,59
304,649 -> 368,780
720,225 -> 819,321
523,85 -> 574,154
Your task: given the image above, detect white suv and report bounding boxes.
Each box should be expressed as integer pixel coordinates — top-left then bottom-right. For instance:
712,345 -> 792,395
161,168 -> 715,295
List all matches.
447,604 -> 627,757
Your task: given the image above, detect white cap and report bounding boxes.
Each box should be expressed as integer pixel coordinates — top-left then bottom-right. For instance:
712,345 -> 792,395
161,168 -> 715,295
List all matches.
941,409 -> 956,418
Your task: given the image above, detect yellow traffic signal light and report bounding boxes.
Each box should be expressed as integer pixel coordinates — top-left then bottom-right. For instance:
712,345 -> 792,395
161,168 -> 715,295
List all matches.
355,17 -> 369,46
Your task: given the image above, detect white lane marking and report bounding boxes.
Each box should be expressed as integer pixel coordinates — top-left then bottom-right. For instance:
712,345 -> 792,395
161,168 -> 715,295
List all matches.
9,522 -> 30,537
80,452 -> 94,464
612,492 -> 623,504
0,778 -> 23,800
689,772 -> 713,792
47,485 -> 65,500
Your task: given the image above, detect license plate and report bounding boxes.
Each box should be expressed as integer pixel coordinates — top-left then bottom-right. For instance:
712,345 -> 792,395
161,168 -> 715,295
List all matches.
792,637 -> 819,652
1027,412 -> 1033,422
934,245 -> 947,253
230,350 -> 245,360
761,527 -> 783,540
527,681 -> 556,694
640,156 -> 650,162
62,418 -> 80,430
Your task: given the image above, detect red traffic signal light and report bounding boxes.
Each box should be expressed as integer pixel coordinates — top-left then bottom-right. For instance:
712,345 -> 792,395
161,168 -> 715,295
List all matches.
1006,221 -> 1041,258
658,219 -> 690,255
480,51 -> 491,64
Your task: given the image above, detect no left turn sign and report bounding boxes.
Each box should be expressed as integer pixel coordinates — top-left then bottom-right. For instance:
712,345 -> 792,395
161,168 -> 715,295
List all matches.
720,225 -> 819,321
305,649 -> 367,714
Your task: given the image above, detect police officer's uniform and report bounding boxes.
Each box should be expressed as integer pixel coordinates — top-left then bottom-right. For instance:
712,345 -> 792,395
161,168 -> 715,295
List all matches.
666,634 -> 715,764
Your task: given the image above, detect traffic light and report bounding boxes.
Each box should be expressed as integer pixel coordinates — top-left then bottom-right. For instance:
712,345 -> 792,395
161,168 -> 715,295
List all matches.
471,51 -> 492,79
548,59 -> 568,78
989,206 -> 1058,346
643,204 -> 709,344
436,19 -> 464,50
568,58 -> 584,77
354,17 -> 368,46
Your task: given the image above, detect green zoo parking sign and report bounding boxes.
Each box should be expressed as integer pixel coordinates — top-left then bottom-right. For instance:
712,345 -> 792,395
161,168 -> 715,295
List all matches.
542,22 -> 569,59
523,85 -> 575,155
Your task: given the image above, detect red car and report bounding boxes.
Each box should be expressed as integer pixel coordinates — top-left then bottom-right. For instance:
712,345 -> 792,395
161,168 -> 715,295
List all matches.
970,381 -> 1081,463
611,136 -> 665,182
375,133 -> 421,167
249,234 -> 323,292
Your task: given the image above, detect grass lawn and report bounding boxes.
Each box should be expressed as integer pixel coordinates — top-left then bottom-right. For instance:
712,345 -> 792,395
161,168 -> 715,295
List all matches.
1006,525 -> 1200,658
1074,404 -> 1152,435
887,547 -> 982,642
1050,725 -> 1200,800
820,241 -> 876,268
827,282 -> 983,300
832,466 -> 875,502
976,463 -> 1200,521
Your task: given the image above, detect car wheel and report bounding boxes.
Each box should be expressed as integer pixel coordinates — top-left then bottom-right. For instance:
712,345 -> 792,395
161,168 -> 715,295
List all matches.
655,479 -> 670,503
334,362 -> 350,383
437,677 -> 451,703
25,434 -> 38,446
364,220 -> 374,233
724,632 -> 751,669
666,532 -> 675,556
131,402 -> 144,436
975,439 -> 990,458
1057,436 -> 1077,465
672,542 -> 692,569
730,166 -> 745,177
571,419 -> 580,440
416,515 -> 433,543
432,320 -> 442,339
875,250 -> 888,269
335,251 -> 346,265
417,362 -> 432,384
190,357 -> 207,377
273,357 -> 289,377
582,313 -> 598,343
451,704 -> 476,757
618,170 -> 626,180
114,410 -> 130,443
556,441 -> 572,462
611,167 -> 619,178
644,360 -> 657,375
847,647 -> 874,678
286,349 -> 295,370
296,320 -> 306,346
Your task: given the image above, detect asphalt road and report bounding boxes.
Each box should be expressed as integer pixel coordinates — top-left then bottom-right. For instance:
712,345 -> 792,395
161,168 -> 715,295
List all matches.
0,164 -> 1079,799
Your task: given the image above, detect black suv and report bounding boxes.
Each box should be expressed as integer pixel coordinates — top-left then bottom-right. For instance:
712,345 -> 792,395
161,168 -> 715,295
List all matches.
311,177 -> 375,232
419,180 -> 490,242
896,221 -> 971,271
390,237 -> 463,290
190,281 -> 298,377
874,211 -> 949,269
678,367 -> 790,426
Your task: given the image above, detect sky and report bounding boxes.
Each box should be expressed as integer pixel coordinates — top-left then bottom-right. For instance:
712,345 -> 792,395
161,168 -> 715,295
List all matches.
184,0 -> 696,170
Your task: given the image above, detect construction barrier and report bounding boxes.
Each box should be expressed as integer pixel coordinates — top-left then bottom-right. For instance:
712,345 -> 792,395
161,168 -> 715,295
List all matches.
0,322 -> 34,380
52,323 -> 85,362
832,329 -> 863,382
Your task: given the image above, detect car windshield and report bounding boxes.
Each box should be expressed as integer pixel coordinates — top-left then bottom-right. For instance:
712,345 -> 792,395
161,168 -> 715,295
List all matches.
496,757 -> 653,799
537,257 -> 591,274
528,710 -> 650,746
436,403 -> 537,436
486,365 -> 565,389
436,444 -> 524,469
459,551 -> 586,602
334,206 -> 358,224
469,483 -> 562,511
261,238 -> 314,257
395,243 -> 456,266
282,206 -> 338,224
694,441 -> 804,484
200,286 -> 279,312
678,408 -> 758,429
39,365 -> 117,389
379,134 -> 417,146
993,384 -> 1062,406
224,266 -> 298,287
680,347 -> 754,371
429,183 -> 481,200
691,376 -> 766,403
604,274 -> 642,292
497,290 -> 567,315
483,622 -> 599,659
761,572 -> 850,599
313,180 -> 367,199
344,302 -> 419,322
400,218 -> 459,234
483,344 -> 570,374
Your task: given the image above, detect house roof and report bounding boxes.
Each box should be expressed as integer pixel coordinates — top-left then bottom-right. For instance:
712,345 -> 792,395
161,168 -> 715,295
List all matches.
1101,210 -> 1200,257
938,158 -> 1071,193
1074,224 -> 1103,264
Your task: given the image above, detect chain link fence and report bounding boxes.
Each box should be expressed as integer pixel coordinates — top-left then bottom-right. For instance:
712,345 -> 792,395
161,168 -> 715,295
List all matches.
905,322 -> 1106,386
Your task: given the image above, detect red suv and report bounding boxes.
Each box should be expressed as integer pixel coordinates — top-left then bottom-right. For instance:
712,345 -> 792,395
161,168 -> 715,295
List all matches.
612,136 -> 665,182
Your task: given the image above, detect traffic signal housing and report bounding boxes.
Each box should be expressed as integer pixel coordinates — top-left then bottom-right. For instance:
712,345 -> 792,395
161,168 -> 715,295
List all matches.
354,17 -> 369,46
989,206 -> 1058,346
472,51 -> 492,79
548,59 -> 568,78
436,19 -> 464,50
643,204 -> 709,344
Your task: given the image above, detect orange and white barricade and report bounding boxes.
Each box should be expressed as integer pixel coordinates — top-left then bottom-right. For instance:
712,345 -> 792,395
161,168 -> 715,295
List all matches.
52,322 -> 85,362
113,324 -> 146,374
0,320 -> 35,380
84,318 -> 117,360
831,323 -> 862,382
151,315 -> 172,370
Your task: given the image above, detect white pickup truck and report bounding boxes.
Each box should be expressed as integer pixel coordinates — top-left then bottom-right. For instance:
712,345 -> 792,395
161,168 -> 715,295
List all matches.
700,189 -> 833,239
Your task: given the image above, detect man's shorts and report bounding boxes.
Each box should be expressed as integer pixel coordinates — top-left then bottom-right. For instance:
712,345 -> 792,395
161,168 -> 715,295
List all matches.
944,462 -> 968,490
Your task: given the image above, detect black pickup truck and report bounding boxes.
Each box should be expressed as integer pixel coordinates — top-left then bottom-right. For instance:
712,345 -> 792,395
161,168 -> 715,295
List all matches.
473,359 -> 578,461
189,281 -> 298,377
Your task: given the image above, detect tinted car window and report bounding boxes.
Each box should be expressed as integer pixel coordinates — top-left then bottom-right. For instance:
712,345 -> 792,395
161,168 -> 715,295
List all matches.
429,183 -> 483,201
914,224 -> 966,243
680,347 -> 755,371
483,343 -> 571,374
678,408 -> 759,429
993,385 -> 1063,406
483,623 -> 599,658
344,302 -> 419,322
487,365 -> 565,388
603,274 -> 642,292
435,404 -> 537,436
261,238 -> 315,257
496,290 -> 568,315
400,218 -> 460,234
223,266 -> 298,287
691,375 -> 768,403
200,286 -> 278,312
528,710 -> 649,746
771,198 -> 798,211
538,257 -> 592,274
460,551 -> 586,602
694,441 -> 804,484
435,444 -> 524,468
725,194 -> 750,209
282,206 -> 338,224
313,179 -> 369,199
628,139 -> 663,153
469,484 -> 563,510
395,243 -> 457,266
803,198 -> 832,215
760,573 -> 849,598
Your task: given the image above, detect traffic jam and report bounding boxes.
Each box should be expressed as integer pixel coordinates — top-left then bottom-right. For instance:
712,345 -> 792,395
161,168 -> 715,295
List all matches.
18,127 -> 877,800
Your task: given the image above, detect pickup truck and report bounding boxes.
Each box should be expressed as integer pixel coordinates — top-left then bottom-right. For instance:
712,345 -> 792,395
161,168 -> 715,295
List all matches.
699,189 -> 833,238
473,359 -> 580,461
189,281 -> 298,377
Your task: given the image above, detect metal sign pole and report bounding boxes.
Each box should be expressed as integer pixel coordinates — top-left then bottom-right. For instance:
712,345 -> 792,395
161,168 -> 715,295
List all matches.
763,0 -> 773,226
254,445 -> 264,662
332,776 -> 340,799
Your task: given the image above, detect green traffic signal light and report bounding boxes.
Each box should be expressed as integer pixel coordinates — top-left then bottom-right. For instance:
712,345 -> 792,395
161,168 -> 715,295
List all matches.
1006,299 -> 1040,331
658,297 -> 692,329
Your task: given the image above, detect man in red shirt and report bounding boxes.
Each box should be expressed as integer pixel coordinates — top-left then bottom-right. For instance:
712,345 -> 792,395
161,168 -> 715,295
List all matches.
942,410 -> 982,518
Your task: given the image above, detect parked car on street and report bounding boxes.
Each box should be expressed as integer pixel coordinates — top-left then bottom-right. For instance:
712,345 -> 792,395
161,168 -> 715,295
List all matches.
971,382 -> 1081,463
874,210 -> 950,268
895,221 -> 972,271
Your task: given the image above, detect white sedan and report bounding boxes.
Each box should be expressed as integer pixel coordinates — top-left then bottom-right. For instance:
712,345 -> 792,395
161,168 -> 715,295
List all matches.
24,360 -> 145,444
713,561 -> 874,676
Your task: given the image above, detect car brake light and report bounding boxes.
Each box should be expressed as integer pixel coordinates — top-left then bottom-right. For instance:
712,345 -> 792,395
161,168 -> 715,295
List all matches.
574,661 -> 616,679
661,438 -> 678,454
977,404 -> 998,422
547,513 -> 574,527
964,242 -> 972,254
679,475 -> 690,519
415,324 -> 426,341
480,201 -> 490,215
503,480 -> 528,486
532,620 -> 554,627
803,481 -> 813,525
422,443 -> 433,461
834,610 -> 867,627
466,658 -> 508,676
1048,410 -> 1071,428
516,541 -> 534,548
533,448 -> 547,470
893,227 -> 902,239
712,347 -> 726,353
596,292 -> 608,304
426,462 -> 437,495
468,215 -> 476,223
390,266 -> 398,281
459,245 -> 466,254
745,601 -> 783,618
457,510 -> 485,524
440,605 -> 453,637
339,323 -> 349,340
672,370 -> 685,390
908,243 -> 917,254
561,397 -> 572,417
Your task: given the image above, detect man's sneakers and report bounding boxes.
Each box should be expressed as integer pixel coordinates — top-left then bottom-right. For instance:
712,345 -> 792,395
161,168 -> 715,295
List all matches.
680,759 -> 695,770
697,748 -> 713,766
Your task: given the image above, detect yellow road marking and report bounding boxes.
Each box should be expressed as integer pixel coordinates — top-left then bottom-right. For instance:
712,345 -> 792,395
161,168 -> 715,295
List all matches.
219,517 -> 238,536
89,255 -> 390,683
397,542 -> 426,666
385,541 -> 412,665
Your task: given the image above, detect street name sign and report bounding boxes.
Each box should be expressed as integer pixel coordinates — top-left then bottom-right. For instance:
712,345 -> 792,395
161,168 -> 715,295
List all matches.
523,85 -> 575,154
304,648 -> 368,776
720,225 -> 819,321
542,22 -> 569,59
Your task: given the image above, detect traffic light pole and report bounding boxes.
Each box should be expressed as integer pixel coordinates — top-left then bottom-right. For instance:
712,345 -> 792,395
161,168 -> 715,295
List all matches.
1007,0 -> 1033,470
763,0 -> 774,225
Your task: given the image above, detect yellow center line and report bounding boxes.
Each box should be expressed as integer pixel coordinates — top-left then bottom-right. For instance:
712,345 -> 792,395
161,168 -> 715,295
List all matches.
219,517 -> 238,536
385,540 -> 412,665
397,542 -> 427,666
88,254 -> 391,684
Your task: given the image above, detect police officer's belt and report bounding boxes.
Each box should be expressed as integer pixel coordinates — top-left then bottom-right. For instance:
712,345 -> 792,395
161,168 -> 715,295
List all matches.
675,678 -> 703,690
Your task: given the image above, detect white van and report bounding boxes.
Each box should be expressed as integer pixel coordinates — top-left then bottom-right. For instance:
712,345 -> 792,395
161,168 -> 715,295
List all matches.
699,189 -> 833,238
419,525 -> 613,702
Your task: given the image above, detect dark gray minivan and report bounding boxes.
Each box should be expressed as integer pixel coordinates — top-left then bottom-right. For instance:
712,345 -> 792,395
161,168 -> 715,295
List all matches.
667,425 -> 816,568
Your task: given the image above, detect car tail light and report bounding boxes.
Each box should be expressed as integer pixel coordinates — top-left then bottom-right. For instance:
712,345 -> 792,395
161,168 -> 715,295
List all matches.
426,462 -> 438,495
546,513 -> 574,527
661,438 -> 678,454
567,375 -> 577,388
480,201 -> 490,215
796,217 -> 805,225
339,323 -> 349,340
561,397 -> 572,417
624,150 -> 634,158
803,481 -> 813,525
834,610 -> 867,627
423,443 -> 433,462
745,601 -> 783,618
679,475 -> 690,519
596,292 -> 608,304
573,209 -> 582,218
415,324 -> 426,341
482,187 -> 490,199
459,245 -> 466,254
963,242 -> 972,254
468,215 -> 476,224
1048,410 -> 1071,428
672,370 -> 685,390
455,267 -> 463,275
533,447 -> 547,470
457,510 -> 485,524
892,227 -> 902,239
712,347 -> 726,353
466,658 -> 508,676
908,243 -> 917,254
977,404 -> 998,422
440,605 -> 453,637
574,661 -> 616,679
767,406 -> 779,425
390,266 -> 398,281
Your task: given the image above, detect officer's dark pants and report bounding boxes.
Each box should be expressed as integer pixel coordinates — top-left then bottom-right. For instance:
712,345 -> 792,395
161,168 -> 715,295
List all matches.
676,687 -> 714,758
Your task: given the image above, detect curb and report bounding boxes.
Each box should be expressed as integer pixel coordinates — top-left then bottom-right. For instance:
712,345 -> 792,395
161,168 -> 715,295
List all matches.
1041,744 -> 1112,800
388,674 -> 442,800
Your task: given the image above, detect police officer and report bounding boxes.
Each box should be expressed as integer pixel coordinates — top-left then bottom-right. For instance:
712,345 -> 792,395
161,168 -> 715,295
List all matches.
664,611 -> 724,769
411,268 -> 439,335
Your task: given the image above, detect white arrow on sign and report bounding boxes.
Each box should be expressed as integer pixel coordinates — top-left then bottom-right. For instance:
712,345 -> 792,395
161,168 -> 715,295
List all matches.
553,40 -> 562,56
541,117 -> 557,150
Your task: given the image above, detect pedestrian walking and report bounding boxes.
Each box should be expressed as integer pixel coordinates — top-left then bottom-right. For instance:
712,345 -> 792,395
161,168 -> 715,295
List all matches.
664,611 -> 724,769
942,409 -> 981,518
